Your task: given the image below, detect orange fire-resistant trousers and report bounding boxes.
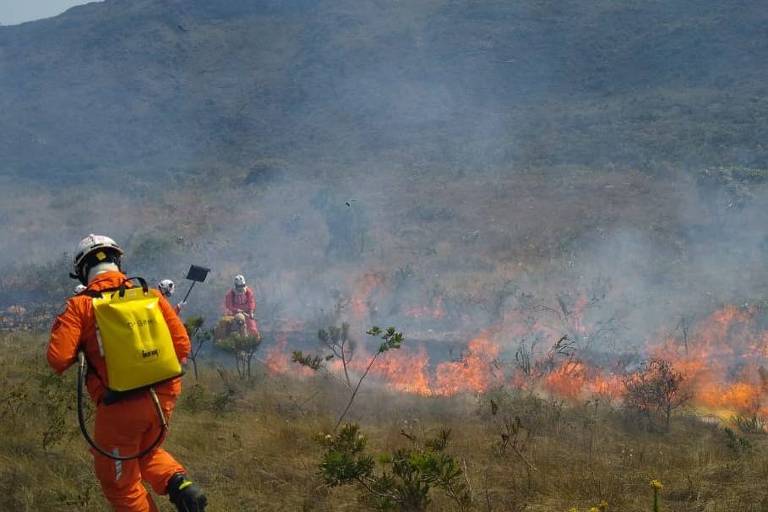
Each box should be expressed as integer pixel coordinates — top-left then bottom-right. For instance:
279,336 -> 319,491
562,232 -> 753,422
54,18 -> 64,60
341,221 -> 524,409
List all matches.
92,392 -> 184,512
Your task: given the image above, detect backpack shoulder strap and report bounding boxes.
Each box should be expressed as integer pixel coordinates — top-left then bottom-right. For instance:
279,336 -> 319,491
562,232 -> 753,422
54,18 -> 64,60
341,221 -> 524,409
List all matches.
81,289 -> 106,299
116,276 -> 149,298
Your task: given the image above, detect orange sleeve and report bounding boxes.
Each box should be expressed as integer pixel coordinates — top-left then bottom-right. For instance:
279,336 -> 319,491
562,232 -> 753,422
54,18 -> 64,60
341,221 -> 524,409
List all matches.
156,292 -> 190,361
47,299 -> 83,374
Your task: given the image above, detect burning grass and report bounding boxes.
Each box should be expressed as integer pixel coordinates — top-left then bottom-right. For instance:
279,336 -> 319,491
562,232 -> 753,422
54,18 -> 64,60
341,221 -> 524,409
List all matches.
4,333 -> 768,510
261,302 -> 768,430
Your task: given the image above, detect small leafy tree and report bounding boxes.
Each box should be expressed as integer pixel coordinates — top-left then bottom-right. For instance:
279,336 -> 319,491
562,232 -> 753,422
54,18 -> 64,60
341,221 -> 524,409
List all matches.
318,322 -> 356,388
336,326 -> 403,429
292,351 -> 330,371
184,316 -> 212,381
216,332 -> 263,379
319,423 -> 471,512
295,326 -> 404,430
291,323 -> 357,387
623,358 -> 690,432
233,334 -> 262,379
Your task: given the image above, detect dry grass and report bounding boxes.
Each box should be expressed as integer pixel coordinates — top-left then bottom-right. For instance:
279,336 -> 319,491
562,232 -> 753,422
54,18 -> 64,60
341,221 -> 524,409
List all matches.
3,333 -> 768,511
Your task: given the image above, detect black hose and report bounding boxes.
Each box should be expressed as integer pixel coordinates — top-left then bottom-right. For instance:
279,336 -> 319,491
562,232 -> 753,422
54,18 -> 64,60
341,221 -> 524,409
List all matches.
77,352 -> 167,461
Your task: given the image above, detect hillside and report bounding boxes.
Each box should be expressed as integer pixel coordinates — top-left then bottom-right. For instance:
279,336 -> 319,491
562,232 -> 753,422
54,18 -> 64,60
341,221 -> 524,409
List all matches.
2,0 -> 768,183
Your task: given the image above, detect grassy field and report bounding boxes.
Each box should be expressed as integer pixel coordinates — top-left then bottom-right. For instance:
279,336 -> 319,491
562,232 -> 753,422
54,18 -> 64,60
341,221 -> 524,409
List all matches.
3,332 -> 768,512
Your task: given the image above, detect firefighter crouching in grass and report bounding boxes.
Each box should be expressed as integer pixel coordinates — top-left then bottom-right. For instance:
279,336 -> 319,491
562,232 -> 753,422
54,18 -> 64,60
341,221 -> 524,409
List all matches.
47,234 -> 207,512
224,274 -> 260,337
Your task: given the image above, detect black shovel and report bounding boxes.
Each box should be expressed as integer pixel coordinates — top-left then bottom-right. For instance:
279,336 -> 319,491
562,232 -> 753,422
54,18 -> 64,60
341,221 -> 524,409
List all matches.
181,264 -> 211,304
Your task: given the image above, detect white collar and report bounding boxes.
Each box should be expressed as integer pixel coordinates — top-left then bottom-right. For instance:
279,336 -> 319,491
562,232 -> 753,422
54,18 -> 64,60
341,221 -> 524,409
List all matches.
87,263 -> 119,284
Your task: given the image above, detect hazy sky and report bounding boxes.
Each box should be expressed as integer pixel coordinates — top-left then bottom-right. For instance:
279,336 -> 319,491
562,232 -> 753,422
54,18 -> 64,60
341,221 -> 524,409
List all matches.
0,0 -> 100,26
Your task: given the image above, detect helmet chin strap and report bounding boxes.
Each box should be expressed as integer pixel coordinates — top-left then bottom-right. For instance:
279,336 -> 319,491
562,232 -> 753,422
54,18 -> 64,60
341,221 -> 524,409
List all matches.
87,262 -> 120,284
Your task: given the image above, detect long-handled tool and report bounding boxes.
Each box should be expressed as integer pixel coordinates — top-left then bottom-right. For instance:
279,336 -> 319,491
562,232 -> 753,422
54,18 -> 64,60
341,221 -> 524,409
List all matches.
180,264 -> 211,304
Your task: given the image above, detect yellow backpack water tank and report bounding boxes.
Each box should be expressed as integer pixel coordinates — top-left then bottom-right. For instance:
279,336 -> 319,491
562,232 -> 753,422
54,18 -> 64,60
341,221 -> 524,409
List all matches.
92,280 -> 182,392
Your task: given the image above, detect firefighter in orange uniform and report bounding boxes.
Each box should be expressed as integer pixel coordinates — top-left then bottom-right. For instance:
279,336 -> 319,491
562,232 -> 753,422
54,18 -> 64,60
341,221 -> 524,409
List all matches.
224,274 -> 259,337
158,279 -> 184,315
47,234 -> 207,512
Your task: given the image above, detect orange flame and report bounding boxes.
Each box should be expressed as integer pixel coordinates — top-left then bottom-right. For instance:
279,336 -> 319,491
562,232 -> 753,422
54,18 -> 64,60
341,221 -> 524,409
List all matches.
647,305 -> 767,416
264,333 -> 292,375
433,335 -> 501,396
372,346 -> 433,396
264,333 -> 314,377
262,301 -> 768,419
543,360 -> 587,400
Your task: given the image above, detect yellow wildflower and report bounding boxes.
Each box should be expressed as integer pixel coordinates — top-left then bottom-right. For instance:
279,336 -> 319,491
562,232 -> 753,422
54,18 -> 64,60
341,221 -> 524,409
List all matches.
650,479 -> 663,490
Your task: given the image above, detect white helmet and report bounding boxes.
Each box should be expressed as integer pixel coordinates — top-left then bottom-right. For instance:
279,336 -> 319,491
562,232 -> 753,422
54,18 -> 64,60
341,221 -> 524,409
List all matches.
158,279 -> 175,297
74,284 -> 87,294
234,274 -> 246,290
71,234 -> 124,284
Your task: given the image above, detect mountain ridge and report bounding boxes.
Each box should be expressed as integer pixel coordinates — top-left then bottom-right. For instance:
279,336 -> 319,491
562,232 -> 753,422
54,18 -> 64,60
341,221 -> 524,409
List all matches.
2,0 -> 768,184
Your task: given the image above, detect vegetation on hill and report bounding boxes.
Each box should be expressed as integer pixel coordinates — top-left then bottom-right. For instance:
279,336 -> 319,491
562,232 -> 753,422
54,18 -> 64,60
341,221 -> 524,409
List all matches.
2,0 -> 768,182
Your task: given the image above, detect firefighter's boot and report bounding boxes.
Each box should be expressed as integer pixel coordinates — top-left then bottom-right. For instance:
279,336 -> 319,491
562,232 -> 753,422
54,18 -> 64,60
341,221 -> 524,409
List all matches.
168,473 -> 207,511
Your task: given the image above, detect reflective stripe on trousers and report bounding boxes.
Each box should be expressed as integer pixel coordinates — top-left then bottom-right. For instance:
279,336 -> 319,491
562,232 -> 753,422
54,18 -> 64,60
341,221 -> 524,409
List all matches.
113,448 -> 122,481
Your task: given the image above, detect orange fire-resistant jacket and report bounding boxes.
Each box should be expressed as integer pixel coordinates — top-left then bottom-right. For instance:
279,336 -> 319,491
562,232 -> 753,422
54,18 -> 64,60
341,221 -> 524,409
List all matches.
48,271 -> 190,402
224,287 -> 256,316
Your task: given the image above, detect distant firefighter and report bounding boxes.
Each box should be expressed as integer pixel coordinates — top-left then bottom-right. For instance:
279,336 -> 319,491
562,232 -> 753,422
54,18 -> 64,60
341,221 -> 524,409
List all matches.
158,279 -> 175,297
158,279 -> 184,315
223,274 -> 259,337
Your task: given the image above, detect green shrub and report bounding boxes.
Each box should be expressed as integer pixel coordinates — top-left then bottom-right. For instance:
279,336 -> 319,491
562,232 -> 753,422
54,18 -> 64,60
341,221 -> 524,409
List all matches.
318,423 -> 471,512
